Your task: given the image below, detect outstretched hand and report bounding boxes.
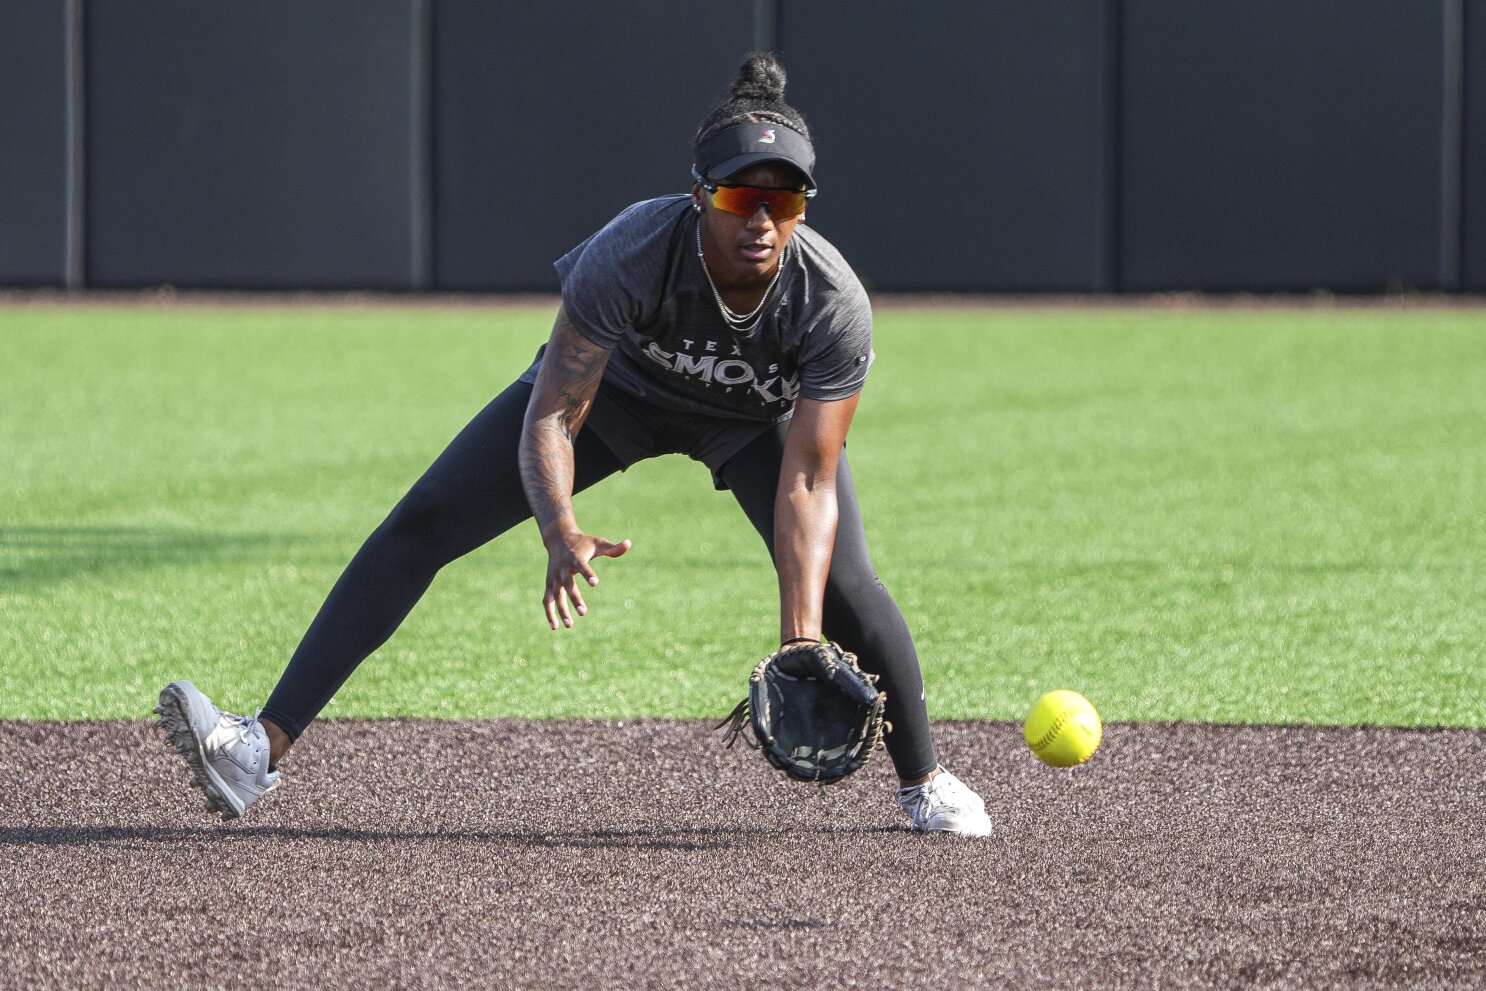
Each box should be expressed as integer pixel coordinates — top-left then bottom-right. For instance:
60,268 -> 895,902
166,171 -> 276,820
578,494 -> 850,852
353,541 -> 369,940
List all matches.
540,525 -> 631,629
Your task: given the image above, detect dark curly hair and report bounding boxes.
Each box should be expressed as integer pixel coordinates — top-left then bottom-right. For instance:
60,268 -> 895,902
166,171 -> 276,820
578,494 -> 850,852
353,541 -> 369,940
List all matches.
693,52 -> 812,148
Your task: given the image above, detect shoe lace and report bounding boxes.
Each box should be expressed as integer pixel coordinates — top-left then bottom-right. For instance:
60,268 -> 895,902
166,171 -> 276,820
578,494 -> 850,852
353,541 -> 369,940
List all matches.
899,786 -> 930,825
899,771 -> 945,826
224,709 -> 265,746
901,768 -> 972,827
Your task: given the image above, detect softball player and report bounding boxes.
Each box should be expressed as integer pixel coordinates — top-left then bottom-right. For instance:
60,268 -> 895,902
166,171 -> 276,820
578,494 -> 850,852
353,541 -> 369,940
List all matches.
157,53 -> 993,836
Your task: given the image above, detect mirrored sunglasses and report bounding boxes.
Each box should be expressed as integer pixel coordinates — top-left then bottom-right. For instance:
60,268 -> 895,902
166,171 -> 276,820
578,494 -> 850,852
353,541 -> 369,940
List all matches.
693,170 -> 816,221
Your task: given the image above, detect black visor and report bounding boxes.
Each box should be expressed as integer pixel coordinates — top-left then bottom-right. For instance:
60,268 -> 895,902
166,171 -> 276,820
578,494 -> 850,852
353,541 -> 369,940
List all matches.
692,122 -> 816,188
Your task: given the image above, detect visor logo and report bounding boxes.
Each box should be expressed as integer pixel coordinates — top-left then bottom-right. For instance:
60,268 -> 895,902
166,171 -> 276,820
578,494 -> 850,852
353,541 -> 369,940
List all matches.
758,129 -> 777,144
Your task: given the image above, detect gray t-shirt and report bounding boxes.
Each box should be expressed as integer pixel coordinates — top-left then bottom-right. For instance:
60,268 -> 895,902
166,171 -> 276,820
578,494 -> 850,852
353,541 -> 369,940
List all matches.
542,195 -> 874,423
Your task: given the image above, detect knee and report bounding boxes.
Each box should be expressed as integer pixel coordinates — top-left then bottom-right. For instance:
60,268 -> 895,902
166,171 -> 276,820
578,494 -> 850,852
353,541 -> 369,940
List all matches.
825,563 -> 887,602
378,481 -> 455,551
823,570 -> 895,627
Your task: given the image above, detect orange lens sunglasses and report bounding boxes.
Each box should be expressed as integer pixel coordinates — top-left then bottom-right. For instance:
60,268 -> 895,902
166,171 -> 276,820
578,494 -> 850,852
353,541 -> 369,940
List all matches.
693,169 -> 816,221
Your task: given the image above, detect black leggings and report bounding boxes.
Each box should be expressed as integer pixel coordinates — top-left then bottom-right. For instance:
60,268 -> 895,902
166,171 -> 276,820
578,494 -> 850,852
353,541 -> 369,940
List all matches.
261,379 -> 939,780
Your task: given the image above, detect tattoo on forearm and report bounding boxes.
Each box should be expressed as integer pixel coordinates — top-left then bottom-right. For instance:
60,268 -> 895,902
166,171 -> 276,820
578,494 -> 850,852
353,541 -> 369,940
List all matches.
519,315 -> 612,533
553,334 -> 608,438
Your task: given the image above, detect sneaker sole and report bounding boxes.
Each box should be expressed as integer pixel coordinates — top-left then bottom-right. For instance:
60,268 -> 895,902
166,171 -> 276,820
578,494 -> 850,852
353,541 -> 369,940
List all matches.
154,682 -> 248,821
922,813 -> 994,838
924,822 -> 993,838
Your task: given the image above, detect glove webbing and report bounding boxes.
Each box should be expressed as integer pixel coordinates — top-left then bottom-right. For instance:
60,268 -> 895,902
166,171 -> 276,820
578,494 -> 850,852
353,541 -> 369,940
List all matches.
715,651 -> 893,758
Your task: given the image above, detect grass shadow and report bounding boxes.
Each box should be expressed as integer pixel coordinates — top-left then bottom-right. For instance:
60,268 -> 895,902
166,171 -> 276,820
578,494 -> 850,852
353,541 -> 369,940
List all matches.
0,525 -> 294,588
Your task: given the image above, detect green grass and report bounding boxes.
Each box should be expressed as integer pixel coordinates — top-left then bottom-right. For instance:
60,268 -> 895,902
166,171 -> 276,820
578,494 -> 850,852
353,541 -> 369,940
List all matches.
2,302 -> 1483,726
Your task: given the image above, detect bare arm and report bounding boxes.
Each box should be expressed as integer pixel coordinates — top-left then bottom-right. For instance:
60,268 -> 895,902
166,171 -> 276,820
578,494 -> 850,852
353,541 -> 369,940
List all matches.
519,306 -> 630,628
775,393 -> 861,644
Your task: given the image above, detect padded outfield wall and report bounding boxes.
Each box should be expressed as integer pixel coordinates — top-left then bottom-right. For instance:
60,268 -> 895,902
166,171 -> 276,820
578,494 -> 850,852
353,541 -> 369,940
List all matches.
1,0 -> 1482,292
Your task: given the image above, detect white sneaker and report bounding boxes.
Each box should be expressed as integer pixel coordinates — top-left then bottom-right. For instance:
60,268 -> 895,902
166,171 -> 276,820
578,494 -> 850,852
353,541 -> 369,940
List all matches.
897,767 -> 993,836
155,680 -> 280,820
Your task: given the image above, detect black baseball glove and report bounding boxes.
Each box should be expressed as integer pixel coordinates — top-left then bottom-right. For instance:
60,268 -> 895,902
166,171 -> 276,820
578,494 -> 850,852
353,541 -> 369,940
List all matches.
717,641 -> 890,783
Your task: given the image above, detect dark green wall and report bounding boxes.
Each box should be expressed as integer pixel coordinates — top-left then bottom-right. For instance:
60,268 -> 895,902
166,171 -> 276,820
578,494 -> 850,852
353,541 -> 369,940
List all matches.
2,0 -> 1481,292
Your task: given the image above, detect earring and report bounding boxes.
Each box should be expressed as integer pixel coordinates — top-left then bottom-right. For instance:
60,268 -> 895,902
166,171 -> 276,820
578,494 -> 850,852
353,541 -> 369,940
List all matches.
694,204 -> 703,214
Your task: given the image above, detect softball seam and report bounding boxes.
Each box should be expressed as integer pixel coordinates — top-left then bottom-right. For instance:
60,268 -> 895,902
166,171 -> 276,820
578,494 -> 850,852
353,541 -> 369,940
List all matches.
1030,709 -> 1077,754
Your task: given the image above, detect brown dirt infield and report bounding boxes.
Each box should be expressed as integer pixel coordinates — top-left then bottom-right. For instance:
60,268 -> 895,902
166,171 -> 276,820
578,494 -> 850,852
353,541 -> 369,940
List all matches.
3,718 -> 1484,990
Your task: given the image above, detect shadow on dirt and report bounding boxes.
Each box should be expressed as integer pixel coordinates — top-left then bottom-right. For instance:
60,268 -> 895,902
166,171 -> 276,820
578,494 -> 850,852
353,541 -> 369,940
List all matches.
0,823 -> 901,851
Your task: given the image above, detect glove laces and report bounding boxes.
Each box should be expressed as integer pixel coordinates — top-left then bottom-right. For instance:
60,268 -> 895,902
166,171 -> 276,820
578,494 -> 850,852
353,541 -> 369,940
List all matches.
714,655 -> 773,749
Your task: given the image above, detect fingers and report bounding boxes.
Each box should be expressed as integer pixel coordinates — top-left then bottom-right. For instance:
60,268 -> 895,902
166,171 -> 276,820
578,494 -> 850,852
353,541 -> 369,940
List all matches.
541,535 -> 628,628
542,567 -> 591,630
579,539 -> 631,588
544,586 -> 584,629
596,538 -> 632,560
543,587 -> 564,630
577,537 -> 630,589
565,573 -> 589,616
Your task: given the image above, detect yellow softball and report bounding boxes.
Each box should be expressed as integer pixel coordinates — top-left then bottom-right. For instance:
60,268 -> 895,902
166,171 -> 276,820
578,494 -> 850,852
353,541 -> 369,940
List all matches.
1023,689 -> 1102,767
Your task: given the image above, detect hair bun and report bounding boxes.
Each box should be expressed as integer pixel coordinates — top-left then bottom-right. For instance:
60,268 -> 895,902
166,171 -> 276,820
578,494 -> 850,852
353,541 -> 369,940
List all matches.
730,52 -> 787,102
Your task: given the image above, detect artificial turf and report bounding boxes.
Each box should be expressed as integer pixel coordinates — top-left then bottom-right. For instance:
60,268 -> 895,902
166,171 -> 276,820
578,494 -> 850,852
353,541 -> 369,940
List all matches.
2,301 -> 1482,725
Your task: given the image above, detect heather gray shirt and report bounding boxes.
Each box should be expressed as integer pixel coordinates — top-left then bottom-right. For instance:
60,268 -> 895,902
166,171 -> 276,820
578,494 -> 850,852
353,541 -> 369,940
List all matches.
538,195 -> 874,423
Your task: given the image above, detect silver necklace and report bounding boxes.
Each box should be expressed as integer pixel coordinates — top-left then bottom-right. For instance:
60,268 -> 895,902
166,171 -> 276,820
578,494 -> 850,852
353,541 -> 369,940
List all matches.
696,220 -> 785,335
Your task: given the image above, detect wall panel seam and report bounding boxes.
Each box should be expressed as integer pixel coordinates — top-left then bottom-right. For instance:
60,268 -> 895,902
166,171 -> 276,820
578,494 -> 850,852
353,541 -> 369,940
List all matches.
65,0 -> 85,288
1441,0 -> 1464,289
